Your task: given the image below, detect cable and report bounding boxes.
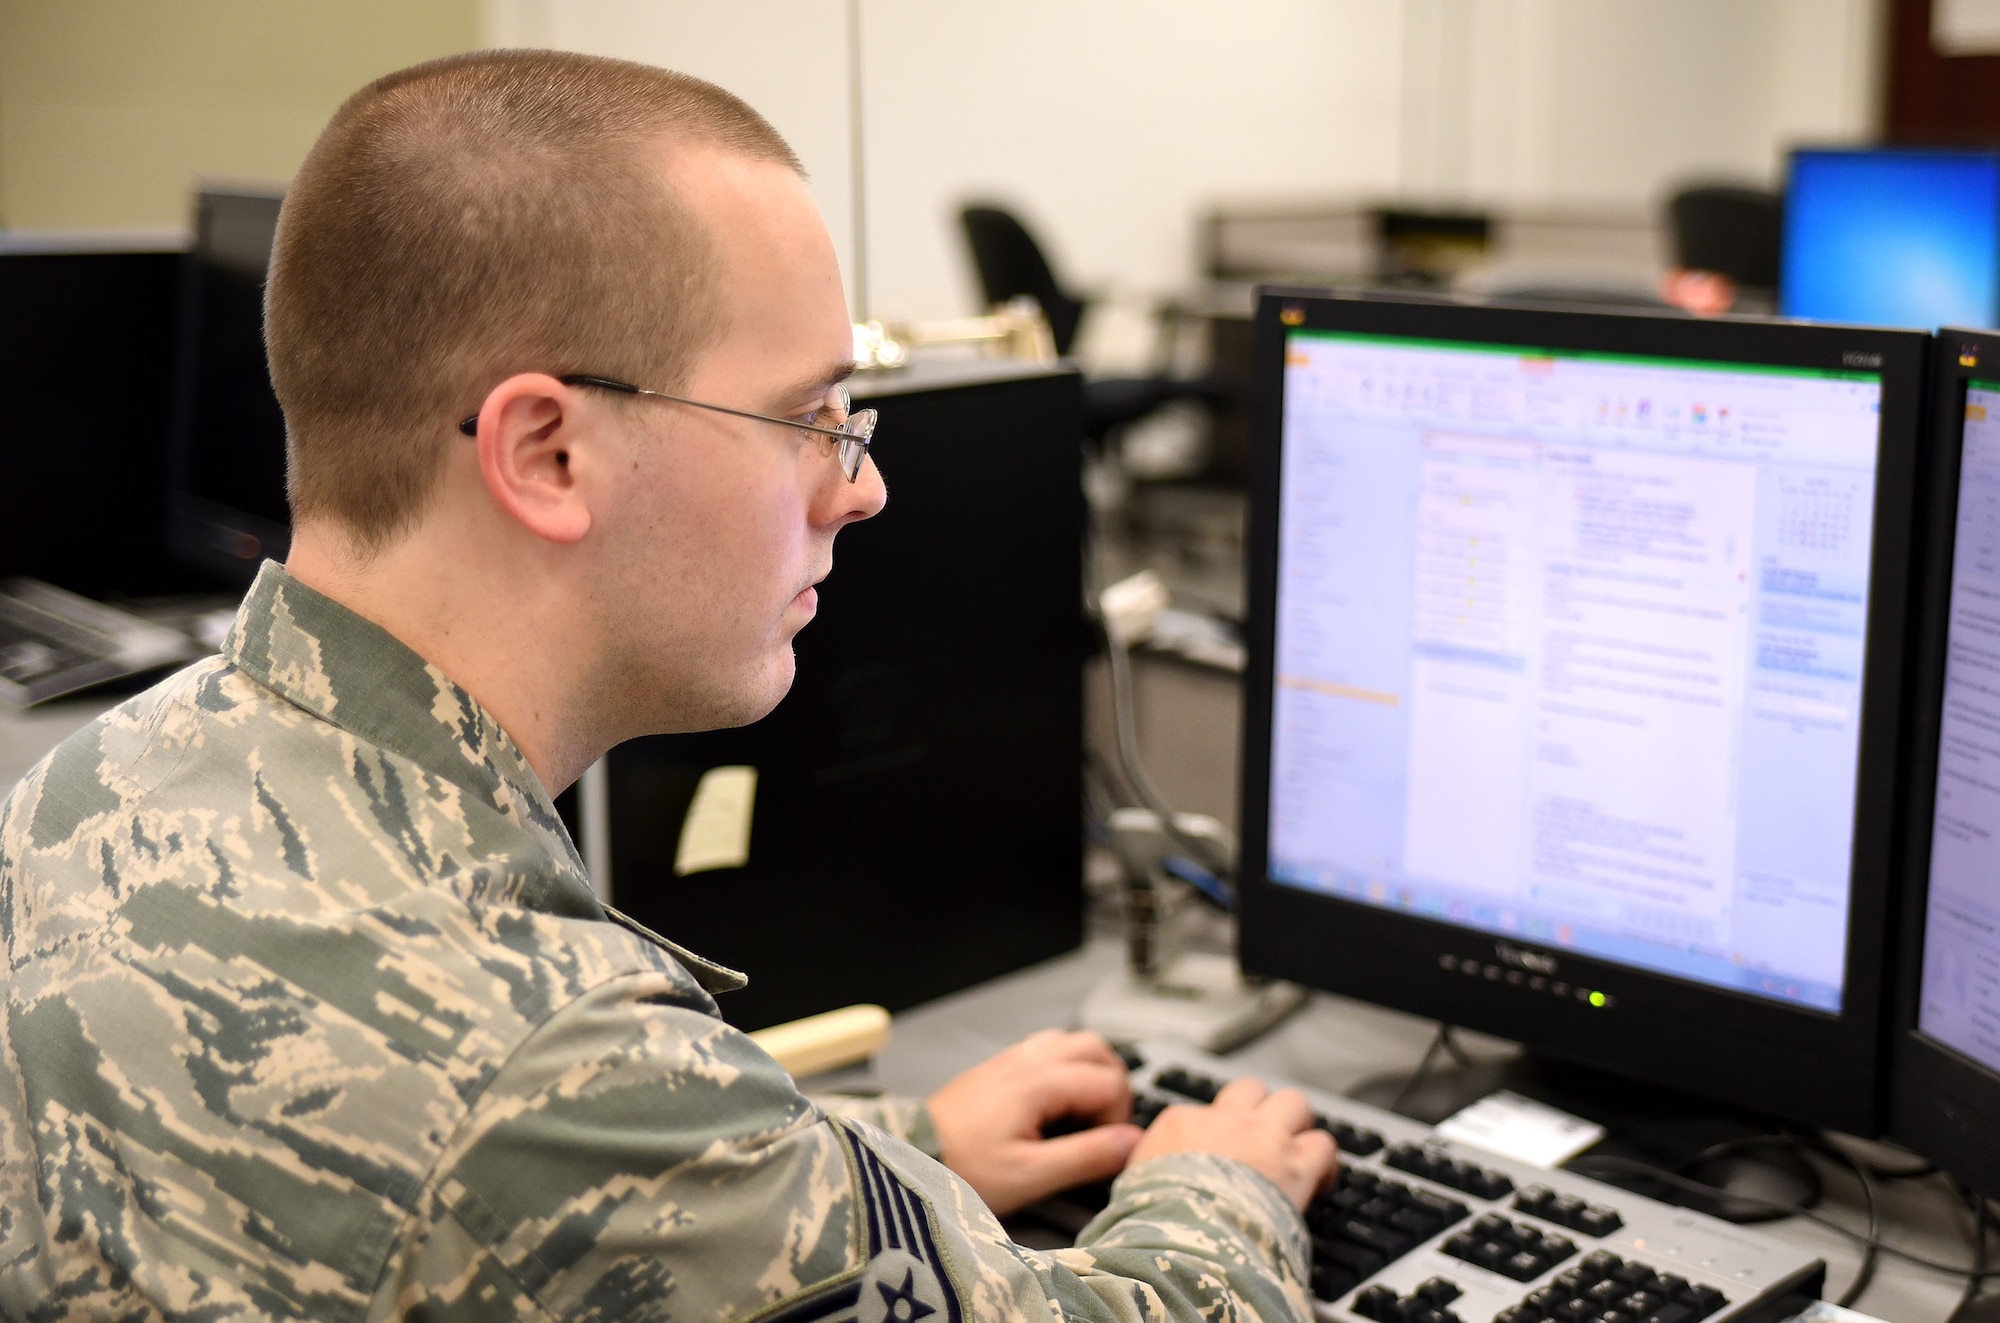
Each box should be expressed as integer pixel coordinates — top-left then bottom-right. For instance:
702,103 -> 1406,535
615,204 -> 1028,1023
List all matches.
1390,1024 -> 1461,1117
1084,518 -> 1237,890
1803,1134 -> 1882,1309
1950,1186 -> 1992,1323
1567,1153 -> 2000,1282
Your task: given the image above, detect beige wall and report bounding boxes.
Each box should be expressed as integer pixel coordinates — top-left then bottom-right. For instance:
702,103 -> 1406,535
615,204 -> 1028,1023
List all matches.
0,0 -> 478,233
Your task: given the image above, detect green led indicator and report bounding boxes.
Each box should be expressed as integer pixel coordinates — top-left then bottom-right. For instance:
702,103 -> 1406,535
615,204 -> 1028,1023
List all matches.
1588,991 -> 1608,1008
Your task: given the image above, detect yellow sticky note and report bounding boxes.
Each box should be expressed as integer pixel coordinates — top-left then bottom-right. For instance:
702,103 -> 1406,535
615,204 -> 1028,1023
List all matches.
675,766 -> 758,875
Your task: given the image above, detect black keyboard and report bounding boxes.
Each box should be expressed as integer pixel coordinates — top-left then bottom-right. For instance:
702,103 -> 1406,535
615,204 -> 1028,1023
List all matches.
1035,1042 -> 1825,1323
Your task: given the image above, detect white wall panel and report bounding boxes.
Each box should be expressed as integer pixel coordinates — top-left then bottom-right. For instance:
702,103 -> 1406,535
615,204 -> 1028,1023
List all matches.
481,0 -> 1883,320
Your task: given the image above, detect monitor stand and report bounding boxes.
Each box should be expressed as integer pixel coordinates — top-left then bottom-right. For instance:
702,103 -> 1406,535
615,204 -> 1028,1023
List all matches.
1350,1048 -> 1822,1224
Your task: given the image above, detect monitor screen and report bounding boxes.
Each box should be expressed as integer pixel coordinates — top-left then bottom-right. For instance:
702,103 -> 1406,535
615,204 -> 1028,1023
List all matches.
1267,331 -> 1879,1014
166,189 -> 290,584
1781,148 -> 2000,329
1918,377 -> 2000,1074
1239,292 -> 1925,1132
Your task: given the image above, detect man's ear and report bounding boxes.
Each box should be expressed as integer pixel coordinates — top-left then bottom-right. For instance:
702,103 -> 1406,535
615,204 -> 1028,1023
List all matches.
472,373 -> 593,545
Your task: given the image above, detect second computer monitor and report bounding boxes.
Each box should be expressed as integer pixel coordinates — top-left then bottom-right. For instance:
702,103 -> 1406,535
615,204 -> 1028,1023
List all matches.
1781,146 -> 2000,330
1237,292 -> 1929,1133
1888,326 -> 2000,1199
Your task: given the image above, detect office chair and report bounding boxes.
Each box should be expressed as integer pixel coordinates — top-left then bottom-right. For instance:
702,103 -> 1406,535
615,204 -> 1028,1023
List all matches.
958,203 -> 1224,456
1664,184 -> 1782,312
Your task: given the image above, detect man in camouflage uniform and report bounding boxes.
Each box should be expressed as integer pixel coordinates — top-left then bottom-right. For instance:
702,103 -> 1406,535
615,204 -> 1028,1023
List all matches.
0,50 -> 1336,1321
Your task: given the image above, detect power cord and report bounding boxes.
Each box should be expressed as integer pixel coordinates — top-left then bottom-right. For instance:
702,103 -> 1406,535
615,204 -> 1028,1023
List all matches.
1949,1187 -> 1992,1323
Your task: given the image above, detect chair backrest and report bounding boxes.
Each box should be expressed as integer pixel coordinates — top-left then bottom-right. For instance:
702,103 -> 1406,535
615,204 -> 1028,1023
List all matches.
1667,184 -> 1783,291
959,204 -> 1086,357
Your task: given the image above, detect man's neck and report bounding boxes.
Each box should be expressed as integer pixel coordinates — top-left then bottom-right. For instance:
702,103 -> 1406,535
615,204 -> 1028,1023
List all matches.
284,522 -> 597,794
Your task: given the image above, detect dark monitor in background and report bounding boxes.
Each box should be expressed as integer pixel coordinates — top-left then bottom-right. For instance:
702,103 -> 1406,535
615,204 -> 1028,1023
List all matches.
1236,290 -> 1929,1134
0,238 -> 205,600
1780,147 -> 2000,330
1888,325 -> 2000,1201
166,188 -> 290,586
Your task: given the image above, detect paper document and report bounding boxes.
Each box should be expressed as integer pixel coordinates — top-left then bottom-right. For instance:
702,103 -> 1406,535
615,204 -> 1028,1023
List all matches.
1433,1090 -> 1605,1168
674,765 -> 758,875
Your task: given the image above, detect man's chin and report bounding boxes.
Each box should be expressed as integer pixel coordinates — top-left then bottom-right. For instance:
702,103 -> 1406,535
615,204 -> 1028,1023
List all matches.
703,651 -> 797,731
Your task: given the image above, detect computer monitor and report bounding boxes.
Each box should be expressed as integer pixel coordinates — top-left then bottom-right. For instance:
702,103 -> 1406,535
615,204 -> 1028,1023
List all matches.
1780,147 -> 2000,330
165,188 -> 290,585
1236,290 -> 1929,1134
0,238 -> 208,599
1887,325 -> 2000,1199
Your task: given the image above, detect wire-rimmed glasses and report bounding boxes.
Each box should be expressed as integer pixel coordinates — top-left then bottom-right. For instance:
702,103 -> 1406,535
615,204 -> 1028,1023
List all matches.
458,374 -> 877,482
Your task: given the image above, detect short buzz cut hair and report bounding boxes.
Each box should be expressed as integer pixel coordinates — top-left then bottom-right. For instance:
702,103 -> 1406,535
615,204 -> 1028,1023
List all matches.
265,49 -> 803,552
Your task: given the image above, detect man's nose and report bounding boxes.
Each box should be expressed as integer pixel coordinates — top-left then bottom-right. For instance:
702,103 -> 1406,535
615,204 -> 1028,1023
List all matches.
822,452 -> 887,527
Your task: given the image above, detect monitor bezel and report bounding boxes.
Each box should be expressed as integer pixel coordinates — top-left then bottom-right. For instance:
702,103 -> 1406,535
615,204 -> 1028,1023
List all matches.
1887,325 -> 2000,1198
1236,289 -> 1929,1134
164,187 -> 290,586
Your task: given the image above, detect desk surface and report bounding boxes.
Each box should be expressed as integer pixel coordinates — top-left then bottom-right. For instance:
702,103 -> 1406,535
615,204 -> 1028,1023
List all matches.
824,936 -> 1976,1323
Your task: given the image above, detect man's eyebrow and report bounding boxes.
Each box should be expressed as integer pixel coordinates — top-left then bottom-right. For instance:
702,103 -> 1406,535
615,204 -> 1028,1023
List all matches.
784,361 -> 857,401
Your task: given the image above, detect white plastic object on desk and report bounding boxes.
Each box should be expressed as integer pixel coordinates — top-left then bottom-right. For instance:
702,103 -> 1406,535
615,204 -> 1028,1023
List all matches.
748,1003 -> 892,1079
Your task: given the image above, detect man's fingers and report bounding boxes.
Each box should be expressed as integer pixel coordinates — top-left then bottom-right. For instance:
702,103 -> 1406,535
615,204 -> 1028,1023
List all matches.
1213,1075 -> 1271,1110
1016,1028 -> 1124,1069
1257,1086 -> 1316,1133
1027,1057 -> 1133,1125
1294,1126 -> 1342,1195
1019,1123 -> 1144,1192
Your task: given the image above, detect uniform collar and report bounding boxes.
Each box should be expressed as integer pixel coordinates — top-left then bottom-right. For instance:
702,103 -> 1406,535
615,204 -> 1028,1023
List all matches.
219,562 -> 747,995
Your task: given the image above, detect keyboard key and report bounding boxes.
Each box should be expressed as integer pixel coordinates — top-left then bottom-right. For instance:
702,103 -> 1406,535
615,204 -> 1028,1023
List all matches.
1644,1307 -> 1696,1323
1352,1284 -> 1399,1322
1409,1189 -> 1470,1222
1154,1067 -> 1220,1102
1310,1264 -> 1357,1302
1577,1205 -> 1624,1237
1390,1206 -> 1444,1237
1581,1250 -> 1624,1278
1502,1250 -> 1545,1281
1339,1218 -> 1414,1257
1320,1239 -> 1385,1277
1685,1285 -> 1728,1318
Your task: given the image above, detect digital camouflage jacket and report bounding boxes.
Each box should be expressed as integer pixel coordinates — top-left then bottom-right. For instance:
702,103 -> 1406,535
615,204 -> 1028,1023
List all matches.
0,562 -> 1313,1322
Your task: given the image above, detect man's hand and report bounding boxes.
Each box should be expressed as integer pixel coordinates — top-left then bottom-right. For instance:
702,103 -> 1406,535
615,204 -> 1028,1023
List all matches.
927,1029 -> 1142,1216
1128,1076 -> 1339,1211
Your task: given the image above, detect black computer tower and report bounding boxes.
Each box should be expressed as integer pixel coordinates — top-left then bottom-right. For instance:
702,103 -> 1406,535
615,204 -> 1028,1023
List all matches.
604,360 -> 1089,1030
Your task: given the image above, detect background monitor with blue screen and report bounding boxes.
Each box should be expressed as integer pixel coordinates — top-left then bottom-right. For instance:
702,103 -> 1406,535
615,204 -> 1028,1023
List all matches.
1237,291 -> 1929,1133
1781,147 -> 2000,329
1889,326 -> 2000,1202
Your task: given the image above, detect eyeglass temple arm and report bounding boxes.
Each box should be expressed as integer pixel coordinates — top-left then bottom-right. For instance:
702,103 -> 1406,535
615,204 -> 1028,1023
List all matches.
459,374 -> 867,445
